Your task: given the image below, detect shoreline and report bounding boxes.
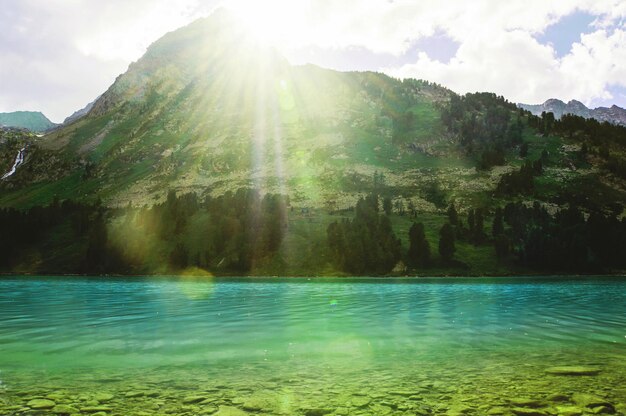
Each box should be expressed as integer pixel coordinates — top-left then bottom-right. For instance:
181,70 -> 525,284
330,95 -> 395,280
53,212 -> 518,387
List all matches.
1,272 -> 625,280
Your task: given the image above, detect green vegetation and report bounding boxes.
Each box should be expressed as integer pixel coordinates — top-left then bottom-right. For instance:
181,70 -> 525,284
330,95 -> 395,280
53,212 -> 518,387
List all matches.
327,194 -> 401,274
1,12 -> 626,276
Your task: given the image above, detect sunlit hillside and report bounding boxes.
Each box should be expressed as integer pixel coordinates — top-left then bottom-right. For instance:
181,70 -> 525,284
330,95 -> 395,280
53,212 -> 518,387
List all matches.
2,10 -> 457,210
1,10 -> 626,276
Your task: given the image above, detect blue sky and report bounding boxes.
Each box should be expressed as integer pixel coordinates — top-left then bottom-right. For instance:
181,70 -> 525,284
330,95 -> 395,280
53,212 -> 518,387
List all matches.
1,0 -> 625,122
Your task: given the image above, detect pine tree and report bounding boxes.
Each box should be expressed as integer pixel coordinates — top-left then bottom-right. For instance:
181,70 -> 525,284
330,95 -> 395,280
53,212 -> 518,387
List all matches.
407,222 -> 430,268
438,223 -> 456,261
447,203 -> 458,226
474,208 -> 485,243
492,207 -> 504,237
383,197 -> 392,216
494,234 -> 510,259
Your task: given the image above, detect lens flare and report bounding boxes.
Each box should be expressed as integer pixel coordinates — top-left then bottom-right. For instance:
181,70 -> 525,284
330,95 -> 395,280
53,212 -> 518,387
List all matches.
224,0 -> 312,47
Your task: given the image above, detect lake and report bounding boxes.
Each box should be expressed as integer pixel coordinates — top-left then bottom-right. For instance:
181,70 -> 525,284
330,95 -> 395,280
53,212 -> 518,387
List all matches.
0,276 -> 625,415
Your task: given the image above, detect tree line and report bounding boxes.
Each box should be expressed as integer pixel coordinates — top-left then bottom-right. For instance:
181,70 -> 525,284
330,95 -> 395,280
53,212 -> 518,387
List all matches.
441,92 -> 524,170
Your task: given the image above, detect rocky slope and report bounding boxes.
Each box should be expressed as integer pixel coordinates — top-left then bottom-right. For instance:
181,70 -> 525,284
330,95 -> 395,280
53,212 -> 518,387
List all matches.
519,99 -> 626,126
62,97 -> 99,125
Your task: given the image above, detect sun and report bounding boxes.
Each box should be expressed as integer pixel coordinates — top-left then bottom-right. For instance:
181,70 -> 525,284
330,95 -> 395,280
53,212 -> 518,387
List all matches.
223,0 -> 313,48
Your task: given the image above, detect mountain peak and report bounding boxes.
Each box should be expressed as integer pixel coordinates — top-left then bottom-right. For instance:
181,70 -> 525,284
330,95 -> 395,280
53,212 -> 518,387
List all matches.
90,9 -> 287,117
519,98 -> 625,127
567,99 -> 587,108
544,98 -> 565,106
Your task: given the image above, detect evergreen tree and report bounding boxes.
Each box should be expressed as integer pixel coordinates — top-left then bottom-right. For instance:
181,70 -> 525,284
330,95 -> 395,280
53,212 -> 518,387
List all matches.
169,243 -> 188,269
494,234 -> 510,259
383,197 -> 393,216
492,207 -> 504,237
326,193 -> 401,274
407,222 -> 430,268
468,209 -> 475,236
438,223 -> 456,261
84,212 -> 108,272
474,208 -> 485,243
447,203 -> 458,226
520,142 -> 529,158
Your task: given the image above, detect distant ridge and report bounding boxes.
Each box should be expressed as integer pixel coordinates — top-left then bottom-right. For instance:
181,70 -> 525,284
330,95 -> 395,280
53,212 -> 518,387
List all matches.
63,97 -> 99,125
518,99 -> 626,127
0,111 -> 58,132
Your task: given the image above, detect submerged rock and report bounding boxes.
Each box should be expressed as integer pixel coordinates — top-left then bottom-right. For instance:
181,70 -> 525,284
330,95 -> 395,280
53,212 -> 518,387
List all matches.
547,393 -> 570,402
94,393 -> 114,402
350,396 -> 371,408
369,403 -> 393,415
301,407 -> 333,416
214,405 -> 248,416
27,399 -> 56,409
554,406 -> 583,416
447,403 -> 474,415
51,404 -> 78,414
545,366 -> 601,376
241,394 -> 276,412
182,395 -> 207,404
571,393 -> 613,410
510,398 -> 544,408
590,405 -> 615,414
510,407 -> 549,416
80,405 -> 112,413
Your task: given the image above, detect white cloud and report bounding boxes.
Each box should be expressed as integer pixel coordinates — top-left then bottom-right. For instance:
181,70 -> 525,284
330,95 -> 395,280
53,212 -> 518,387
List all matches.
379,1 -> 626,106
0,0 -> 217,121
388,30 -> 564,102
1,0 -> 626,121
560,29 -> 626,102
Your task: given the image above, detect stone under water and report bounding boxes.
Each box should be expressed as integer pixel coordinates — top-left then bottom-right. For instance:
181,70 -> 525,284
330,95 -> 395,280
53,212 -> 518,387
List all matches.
1,276 -> 625,416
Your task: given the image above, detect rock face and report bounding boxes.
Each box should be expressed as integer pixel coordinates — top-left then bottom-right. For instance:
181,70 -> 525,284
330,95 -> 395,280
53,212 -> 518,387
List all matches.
518,99 -> 626,127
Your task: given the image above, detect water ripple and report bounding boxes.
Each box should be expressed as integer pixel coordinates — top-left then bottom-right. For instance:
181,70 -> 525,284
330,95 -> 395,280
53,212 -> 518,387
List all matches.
0,276 -> 625,372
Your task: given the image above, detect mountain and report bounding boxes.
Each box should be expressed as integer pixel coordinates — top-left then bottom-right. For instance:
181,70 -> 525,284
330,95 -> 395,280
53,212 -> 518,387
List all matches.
0,9 -> 625,276
0,111 -> 58,132
10,9 -> 453,208
63,97 -> 99,125
518,99 -> 626,127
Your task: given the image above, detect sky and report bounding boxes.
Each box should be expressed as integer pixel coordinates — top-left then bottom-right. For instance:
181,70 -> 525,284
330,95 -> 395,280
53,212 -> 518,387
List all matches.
1,0 -> 626,123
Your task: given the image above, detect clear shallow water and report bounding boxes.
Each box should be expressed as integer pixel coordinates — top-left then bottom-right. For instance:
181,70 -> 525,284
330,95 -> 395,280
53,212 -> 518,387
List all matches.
1,276 -> 625,415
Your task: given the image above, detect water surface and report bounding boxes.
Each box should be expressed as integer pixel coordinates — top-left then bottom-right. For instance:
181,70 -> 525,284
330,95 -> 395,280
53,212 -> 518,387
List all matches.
1,276 -> 625,415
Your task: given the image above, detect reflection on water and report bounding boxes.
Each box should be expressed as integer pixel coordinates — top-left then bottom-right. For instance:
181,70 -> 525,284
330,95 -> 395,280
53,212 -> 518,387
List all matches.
1,276 -> 625,415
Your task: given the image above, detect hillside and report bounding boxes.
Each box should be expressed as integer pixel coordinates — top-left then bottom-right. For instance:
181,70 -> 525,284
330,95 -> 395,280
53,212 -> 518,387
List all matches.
519,99 -> 626,127
1,10 -> 625,276
0,111 -> 58,132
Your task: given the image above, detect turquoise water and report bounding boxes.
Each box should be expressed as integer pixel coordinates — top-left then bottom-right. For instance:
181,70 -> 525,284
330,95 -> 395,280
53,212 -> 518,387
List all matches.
1,276 -> 625,415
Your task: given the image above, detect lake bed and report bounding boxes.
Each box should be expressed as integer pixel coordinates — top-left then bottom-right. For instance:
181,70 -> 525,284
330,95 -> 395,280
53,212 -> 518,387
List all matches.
1,276 -> 625,415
